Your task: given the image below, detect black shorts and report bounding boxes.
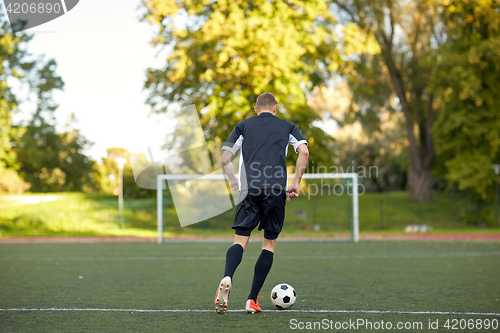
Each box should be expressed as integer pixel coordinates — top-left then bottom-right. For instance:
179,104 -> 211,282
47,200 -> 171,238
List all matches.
232,188 -> 286,240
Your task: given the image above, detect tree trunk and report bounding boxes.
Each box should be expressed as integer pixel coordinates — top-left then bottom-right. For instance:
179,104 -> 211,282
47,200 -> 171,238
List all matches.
380,37 -> 434,201
405,131 -> 434,201
337,0 -> 436,201
408,164 -> 433,201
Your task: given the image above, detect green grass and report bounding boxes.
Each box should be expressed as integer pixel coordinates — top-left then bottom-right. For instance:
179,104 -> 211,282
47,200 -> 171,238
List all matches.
1,241 -> 499,332
0,189 -> 497,238
0,193 -> 162,237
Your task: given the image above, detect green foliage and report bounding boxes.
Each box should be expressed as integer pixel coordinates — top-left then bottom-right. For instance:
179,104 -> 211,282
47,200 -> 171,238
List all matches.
308,82 -> 410,192
16,114 -> 95,192
432,0 -> 500,199
0,13 -> 95,193
331,0 -> 500,202
0,19 -> 31,193
141,0 -> 348,166
0,13 -> 93,193
93,148 -> 156,199
331,0 -> 441,200
0,163 -> 29,193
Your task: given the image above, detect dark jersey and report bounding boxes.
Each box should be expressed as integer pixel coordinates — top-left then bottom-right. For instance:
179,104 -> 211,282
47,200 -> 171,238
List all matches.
222,112 -> 307,191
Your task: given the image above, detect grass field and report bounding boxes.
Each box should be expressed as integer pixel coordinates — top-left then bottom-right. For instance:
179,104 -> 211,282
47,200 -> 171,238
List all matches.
1,240 -> 499,332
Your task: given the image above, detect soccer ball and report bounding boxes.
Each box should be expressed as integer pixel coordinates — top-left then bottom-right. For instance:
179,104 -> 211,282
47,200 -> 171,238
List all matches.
271,283 -> 296,309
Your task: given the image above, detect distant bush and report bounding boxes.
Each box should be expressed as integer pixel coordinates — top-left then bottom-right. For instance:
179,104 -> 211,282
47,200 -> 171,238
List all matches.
0,165 -> 30,194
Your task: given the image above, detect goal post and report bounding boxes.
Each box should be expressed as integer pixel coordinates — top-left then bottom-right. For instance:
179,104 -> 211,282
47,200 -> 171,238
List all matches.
157,173 -> 359,244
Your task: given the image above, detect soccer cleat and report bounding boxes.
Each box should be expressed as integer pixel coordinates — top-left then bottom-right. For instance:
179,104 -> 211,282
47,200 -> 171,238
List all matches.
214,276 -> 232,314
245,299 -> 262,314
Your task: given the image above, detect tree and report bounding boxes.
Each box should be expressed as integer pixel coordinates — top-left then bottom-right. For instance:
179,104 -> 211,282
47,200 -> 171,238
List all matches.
0,12 -> 94,193
15,112 -> 95,192
308,82 -> 409,191
141,0 -> 356,167
12,57 -> 96,193
332,0 -> 441,200
431,0 -> 500,199
0,18 -> 33,193
93,148 -> 156,198
21,114 -> 93,193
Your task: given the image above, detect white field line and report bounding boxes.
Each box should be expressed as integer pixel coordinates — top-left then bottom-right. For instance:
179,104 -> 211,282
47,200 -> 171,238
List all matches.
1,251 -> 500,261
0,308 -> 499,316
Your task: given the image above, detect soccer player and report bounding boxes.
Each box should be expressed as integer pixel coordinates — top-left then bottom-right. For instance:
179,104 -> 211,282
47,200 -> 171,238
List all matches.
214,92 -> 309,314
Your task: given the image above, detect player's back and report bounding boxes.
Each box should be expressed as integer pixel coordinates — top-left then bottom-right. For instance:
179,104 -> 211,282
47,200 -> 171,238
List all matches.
223,112 -> 306,191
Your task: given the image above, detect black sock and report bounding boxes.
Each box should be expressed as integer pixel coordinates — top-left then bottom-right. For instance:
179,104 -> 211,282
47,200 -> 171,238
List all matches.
224,244 -> 244,279
248,249 -> 274,301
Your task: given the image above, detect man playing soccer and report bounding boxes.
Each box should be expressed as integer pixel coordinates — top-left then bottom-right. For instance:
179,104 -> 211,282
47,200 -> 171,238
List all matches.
214,92 -> 309,314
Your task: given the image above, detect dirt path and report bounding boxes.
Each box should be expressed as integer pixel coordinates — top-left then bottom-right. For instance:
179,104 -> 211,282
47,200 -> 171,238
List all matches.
0,233 -> 499,243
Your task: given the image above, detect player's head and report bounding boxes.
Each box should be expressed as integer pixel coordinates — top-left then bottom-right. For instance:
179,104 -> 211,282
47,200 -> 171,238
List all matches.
255,92 -> 277,115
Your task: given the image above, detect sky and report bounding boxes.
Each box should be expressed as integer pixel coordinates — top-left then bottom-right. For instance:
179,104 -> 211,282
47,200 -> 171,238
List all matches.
9,0 -> 173,161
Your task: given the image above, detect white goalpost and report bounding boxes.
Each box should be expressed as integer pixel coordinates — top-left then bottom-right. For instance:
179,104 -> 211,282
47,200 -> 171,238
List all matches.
157,173 -> 359,244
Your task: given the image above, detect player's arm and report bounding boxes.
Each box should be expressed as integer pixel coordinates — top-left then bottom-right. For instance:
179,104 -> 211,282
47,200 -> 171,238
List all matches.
287,143 -> 309,201
221,125 -> 242,191
221,150 -> 239,191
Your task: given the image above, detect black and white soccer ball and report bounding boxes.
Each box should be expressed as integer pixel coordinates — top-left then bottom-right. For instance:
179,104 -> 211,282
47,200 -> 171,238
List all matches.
271,283 -> 296,309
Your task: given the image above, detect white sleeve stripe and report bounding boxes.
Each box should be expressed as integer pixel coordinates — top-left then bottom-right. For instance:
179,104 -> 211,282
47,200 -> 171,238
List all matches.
221,135 -> 244,154
221,146 -> 237,154
238,152 -> 244,190
294,140 -> 308,152
235,135 -> 244,148
289,134 -> 308,153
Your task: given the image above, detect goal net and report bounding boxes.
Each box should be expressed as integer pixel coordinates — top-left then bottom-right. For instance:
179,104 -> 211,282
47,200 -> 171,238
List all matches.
156,173 -> 359,244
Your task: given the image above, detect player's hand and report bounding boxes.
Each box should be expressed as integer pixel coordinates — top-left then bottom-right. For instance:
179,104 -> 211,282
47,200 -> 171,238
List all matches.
229,177 -> 239,191
287,183 -> 300,201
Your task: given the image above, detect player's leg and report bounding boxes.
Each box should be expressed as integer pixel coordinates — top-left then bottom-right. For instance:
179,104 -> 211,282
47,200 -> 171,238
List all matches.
223,191 -> 260,280
215,232 -> 250,314
261,236 -> 277,253
246,188 -> 285,313
224,233 -> 249,278
215,190 -> 257,315
245,231 -> 279,313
